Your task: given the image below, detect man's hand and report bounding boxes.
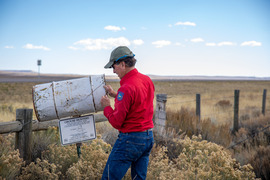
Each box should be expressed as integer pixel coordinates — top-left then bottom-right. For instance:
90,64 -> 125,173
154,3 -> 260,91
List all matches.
104,85 -> 117,98
100,95 -> 111,109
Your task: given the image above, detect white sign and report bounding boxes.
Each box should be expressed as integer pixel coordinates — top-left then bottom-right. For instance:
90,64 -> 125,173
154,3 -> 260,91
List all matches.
59,115 -> 96,145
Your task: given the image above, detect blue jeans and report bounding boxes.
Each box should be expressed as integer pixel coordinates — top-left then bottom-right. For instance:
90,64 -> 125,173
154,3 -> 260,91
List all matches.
101,130 -> 154,180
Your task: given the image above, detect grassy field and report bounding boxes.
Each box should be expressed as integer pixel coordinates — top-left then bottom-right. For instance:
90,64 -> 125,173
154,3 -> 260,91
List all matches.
1,80 -> 270,179
0,81 -> 270,123
157,80 -> 270,125
1,80 -> 269,124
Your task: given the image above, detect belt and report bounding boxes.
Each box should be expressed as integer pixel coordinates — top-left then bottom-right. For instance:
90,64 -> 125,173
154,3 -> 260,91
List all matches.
119,128 -> 153,134
141,128 -> 153,132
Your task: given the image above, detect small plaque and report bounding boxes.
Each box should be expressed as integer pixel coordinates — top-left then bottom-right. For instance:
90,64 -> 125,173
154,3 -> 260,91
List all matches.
59,115 -> 96,145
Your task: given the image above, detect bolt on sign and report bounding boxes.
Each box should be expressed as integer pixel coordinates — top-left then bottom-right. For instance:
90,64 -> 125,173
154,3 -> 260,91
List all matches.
59,115 -> 96,145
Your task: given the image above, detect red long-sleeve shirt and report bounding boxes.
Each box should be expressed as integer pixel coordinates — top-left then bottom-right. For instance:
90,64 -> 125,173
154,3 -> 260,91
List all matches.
103,68 -> 155,133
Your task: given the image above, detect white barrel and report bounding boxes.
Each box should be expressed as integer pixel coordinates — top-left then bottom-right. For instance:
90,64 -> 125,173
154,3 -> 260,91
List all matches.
32,75 -> 106,122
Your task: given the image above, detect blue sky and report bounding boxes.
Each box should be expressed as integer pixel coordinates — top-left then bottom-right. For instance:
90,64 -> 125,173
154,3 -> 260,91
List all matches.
0,0 -> 269,77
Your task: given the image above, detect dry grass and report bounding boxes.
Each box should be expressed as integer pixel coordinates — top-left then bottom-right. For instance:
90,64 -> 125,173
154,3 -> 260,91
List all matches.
0,82 -> 36,122
154,80 -> 270,125
1,80 -> 270,179
1,80 -> 269,123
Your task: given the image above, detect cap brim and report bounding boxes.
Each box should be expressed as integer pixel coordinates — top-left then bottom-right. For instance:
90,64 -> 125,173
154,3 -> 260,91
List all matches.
104,61 -> 114,69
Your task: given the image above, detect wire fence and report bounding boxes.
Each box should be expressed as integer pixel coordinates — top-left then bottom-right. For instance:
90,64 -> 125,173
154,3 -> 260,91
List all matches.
227,124 -> 270,149
166,89 -> 269,120
157,89 -> 270,148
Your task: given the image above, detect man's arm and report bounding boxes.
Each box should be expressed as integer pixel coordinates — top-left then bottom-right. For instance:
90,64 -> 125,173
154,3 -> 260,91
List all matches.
104,85 -> 117,98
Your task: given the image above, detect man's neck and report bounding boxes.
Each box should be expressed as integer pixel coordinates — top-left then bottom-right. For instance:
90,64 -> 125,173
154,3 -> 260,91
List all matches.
121,67 -> 135,79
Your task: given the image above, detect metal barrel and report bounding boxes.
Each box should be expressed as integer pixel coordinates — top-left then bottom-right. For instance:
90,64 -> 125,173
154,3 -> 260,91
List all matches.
32,75 -> 106,122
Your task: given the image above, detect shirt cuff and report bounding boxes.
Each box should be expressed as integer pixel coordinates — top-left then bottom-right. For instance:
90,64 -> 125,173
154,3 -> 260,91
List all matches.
103,106 -> 113,118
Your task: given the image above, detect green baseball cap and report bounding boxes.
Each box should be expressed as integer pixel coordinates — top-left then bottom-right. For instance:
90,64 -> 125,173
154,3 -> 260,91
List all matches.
104,46 -> 135,68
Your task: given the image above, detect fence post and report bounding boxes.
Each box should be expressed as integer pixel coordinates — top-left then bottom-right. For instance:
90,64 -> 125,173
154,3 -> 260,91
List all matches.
196,94 -> 201,122
15,109 -> 33,165
262,89 -> 267,116
154,94 -> 167,136
233,90 -> 240,133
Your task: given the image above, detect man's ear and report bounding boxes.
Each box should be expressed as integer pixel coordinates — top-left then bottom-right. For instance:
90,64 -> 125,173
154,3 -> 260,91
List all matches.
120,61 -> 126,68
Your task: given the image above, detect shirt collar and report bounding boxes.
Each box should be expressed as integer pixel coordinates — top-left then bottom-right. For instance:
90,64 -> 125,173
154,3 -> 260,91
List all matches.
120,68 -> 138,85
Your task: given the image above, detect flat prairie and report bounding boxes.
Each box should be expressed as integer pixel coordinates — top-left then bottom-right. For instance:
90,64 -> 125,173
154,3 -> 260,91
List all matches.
0,72 -> 270,124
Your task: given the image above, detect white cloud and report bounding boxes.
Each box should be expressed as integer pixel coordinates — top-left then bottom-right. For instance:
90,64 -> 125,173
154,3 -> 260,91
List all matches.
190,38 -> 204,43
23,43 -> 50,51
104,25 -> 126,32
205,43 -> 216,46
175,42 -> 185,47
175,21 -> 196,26
217,42 -> 236,46
132,39 -> 144,46
5,45 -> 14,49
68,46 -> 79,50
241,41 -> 262,47
73,37 -> 131,50
152,40 -> 171,48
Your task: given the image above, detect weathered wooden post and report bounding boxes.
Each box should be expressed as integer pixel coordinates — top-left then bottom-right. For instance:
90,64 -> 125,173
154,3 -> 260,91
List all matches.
262,89 -> 267,116
196,94 -> 201,122
233,90 -> 240,133
15,109 -> 33,165
154,94 -> 167,136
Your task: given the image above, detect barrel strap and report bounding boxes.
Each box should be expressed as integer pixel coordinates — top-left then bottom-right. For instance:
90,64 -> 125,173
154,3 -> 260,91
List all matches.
89,76 -> 97,112
52,81 -> 60,119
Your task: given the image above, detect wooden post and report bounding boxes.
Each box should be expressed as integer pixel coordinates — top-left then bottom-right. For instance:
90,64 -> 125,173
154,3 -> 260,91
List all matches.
15,109 -> 33,165
262,89 -> 267,116
196,94 -> 201,122
233,90 -> 240,133
154,94 -> 167,136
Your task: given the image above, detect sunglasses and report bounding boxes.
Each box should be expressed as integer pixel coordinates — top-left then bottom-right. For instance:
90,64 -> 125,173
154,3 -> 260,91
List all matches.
112,60 -> 122,69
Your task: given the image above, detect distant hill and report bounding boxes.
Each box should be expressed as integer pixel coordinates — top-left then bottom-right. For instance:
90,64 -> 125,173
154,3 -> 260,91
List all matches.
0,70 -> 269,83
0,70 -> 84,83
147,74 -> 270,81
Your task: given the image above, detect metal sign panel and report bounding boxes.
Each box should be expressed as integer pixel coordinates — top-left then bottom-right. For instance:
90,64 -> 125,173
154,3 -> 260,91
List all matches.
37,60 -> 42,66
59,115 -> 96,145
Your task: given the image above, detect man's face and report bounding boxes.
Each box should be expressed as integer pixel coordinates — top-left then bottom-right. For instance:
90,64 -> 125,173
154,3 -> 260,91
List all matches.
113,61 -> 125,79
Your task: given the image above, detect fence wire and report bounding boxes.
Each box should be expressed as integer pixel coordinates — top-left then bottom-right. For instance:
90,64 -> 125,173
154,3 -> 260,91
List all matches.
163,90 -> 269,149
227,124 -> 270,149
3,120 -> 35,135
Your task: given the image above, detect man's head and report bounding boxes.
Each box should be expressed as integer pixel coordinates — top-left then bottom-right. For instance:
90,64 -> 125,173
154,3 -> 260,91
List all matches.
104,46 -> 135,69
105,46 -> 137,79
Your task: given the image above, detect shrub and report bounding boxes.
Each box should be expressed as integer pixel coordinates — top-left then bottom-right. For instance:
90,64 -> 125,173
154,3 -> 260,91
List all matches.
215,100 -> 232,109
166,107 -> 198,137
41,143 -> 79,179
233,128 -> 270,180
147,135 -> 256,180
31,127 -> 60,161
96,122 -> 119,147
66,138 -> 111,179
18,158 -> 60,180
166,108 -> 232,147
0,134 -> 24,180
248,145 -> 270,180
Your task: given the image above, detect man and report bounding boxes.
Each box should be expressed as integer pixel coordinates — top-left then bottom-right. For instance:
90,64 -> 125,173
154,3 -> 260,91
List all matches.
100,46 -> 155,180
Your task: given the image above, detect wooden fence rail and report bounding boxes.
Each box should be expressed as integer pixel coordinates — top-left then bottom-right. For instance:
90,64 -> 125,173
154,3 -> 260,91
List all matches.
0,114 -> 107,134
0,111 -> 107,164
